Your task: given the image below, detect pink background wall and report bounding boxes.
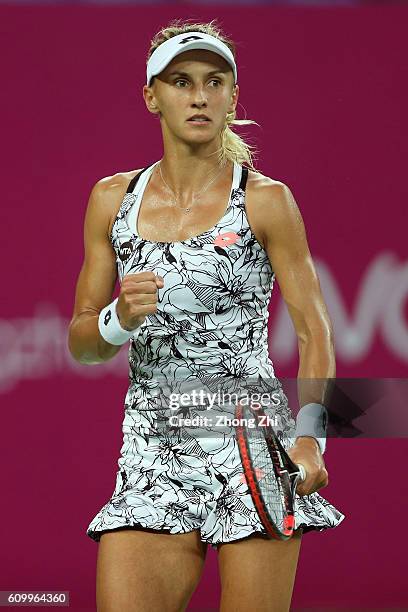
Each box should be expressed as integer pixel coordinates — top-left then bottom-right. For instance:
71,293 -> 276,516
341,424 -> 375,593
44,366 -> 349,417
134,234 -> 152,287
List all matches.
1,5 -> 407,610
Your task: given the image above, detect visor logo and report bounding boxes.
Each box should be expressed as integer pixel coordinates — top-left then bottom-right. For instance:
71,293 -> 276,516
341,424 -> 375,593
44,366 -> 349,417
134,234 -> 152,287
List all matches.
179,35 -> 204,45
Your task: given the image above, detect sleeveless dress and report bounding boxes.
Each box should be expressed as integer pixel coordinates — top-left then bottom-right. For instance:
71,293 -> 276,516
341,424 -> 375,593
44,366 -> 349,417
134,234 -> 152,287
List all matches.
86,160 -> 345,547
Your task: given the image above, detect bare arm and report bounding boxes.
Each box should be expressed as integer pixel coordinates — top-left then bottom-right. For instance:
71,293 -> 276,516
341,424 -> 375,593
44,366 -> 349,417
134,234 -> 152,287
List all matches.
67,176 -> 125,364
254,177 -> 333,494
258,179 -> 336,401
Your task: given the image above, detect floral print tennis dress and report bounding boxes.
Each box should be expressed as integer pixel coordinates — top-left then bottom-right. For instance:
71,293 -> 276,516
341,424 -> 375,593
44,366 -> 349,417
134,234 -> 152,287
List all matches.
86,160 -> 345,547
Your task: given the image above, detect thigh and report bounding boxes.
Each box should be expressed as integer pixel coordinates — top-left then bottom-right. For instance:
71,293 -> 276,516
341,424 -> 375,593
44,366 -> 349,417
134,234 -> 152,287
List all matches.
96,527 -> 208,612
217,528 -> 303,612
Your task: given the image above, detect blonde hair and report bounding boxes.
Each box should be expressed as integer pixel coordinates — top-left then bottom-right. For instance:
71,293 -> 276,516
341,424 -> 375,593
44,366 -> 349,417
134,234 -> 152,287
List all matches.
147,19 -> 259,171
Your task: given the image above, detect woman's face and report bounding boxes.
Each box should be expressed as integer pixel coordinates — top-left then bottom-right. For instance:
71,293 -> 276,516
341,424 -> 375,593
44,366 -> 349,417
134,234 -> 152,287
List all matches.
143,49 -> 239,148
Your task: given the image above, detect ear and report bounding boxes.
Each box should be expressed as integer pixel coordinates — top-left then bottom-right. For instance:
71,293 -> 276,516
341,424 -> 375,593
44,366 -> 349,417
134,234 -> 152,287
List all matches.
143,84 -> 160,115
228,83 -> 239,115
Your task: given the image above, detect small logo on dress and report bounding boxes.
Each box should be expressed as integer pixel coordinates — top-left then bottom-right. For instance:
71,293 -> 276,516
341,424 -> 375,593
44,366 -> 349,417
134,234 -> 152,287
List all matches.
119,241 -> 134,262
213,232 -> 239,247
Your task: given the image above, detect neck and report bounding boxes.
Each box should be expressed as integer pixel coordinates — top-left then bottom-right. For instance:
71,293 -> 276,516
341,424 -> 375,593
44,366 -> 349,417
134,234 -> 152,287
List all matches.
157,133 -> 230,199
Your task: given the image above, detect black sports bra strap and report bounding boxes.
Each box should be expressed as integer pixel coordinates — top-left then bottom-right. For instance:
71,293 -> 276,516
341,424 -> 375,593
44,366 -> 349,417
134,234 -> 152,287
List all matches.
239,166 -> 249,191
127,163 -> 248,194
126,165 -> 151,194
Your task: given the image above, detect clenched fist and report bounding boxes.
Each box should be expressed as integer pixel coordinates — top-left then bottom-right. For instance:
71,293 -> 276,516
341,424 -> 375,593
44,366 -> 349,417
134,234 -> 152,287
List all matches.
116,272 -> 164,331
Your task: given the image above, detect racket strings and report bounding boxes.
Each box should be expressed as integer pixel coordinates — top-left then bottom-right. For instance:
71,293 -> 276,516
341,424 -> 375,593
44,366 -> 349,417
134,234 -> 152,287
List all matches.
246,430 -> 289,531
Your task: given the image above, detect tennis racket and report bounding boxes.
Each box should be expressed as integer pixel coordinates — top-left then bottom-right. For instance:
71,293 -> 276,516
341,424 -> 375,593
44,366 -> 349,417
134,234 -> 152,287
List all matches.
234,399 -> 306,541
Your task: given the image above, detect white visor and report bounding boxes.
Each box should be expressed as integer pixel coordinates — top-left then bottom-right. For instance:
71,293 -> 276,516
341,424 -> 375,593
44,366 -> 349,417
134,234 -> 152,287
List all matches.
146,32 -> 237,86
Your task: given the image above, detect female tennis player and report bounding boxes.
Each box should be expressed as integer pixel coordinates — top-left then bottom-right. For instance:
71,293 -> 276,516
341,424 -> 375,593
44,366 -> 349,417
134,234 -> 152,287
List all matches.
68,19 -> 345,612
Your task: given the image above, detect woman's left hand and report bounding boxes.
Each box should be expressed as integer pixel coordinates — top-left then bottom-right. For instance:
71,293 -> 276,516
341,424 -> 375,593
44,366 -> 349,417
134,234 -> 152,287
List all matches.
287,436 -> 329,496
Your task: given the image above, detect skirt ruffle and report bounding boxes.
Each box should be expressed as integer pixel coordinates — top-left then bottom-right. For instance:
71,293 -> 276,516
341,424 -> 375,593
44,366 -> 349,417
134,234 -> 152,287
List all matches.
86,429 -> 345,547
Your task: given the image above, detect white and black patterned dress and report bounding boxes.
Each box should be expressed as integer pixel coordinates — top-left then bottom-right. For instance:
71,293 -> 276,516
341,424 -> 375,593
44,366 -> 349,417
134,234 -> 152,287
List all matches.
86,161 -> 345,547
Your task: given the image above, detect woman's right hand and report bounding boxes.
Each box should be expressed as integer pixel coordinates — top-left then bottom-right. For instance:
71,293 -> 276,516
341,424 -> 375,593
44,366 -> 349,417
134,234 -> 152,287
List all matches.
116,271 -> 164,331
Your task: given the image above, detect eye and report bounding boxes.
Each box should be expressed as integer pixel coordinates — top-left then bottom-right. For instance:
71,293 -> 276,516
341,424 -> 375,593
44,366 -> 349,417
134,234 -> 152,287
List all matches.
175,79 -> 189,87
209,79 -> 222,87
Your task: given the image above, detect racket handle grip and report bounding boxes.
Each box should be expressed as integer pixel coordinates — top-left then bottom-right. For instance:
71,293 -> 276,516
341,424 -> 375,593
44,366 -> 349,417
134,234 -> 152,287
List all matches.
297,463 -> 307,482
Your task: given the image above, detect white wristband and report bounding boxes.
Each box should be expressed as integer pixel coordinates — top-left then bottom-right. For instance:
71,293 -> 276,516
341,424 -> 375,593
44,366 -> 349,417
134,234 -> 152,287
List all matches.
98,297 -> 142,346
294,402 -> 328,455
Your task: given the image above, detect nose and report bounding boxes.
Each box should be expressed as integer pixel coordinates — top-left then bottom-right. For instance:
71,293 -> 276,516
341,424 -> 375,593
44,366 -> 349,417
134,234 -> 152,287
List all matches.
191,84 -> 208,108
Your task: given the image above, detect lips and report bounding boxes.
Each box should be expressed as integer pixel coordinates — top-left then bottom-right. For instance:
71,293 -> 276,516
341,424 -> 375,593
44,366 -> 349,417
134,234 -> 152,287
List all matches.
187,114 -> 211,122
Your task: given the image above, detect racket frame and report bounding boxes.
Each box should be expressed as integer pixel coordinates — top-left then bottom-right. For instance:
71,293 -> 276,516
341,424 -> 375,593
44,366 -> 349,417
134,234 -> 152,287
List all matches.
235,400 -> 303,541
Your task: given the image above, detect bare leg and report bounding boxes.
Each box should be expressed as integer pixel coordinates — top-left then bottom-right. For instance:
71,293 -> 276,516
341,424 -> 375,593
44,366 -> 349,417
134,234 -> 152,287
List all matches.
217,528 -> 303,612
96,527 -> 208,612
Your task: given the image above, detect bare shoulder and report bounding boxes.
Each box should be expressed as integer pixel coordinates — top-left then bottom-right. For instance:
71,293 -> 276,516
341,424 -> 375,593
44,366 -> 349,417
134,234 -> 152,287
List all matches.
247,169 -> 294,206
88,169 -> 143,238
246,169 -> 303,249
